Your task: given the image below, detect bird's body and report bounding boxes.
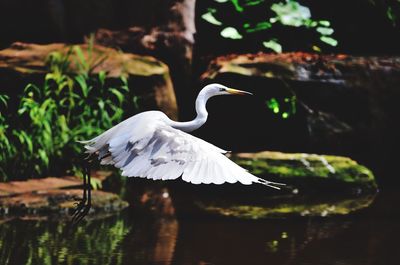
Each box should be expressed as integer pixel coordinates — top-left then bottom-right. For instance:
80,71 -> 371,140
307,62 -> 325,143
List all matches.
71,84 -> 283,223
82,84 -> 282,188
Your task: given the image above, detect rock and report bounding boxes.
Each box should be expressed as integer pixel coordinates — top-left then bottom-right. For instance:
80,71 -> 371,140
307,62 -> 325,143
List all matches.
0,0 -> 196,46
0,176 -> 128,220
92,0 -> 196,120
0,189 -> 128,219
0,42 -> 178,119
201,53 -> 400,84
199,53 -> 400,181
230,151 -> 377,191
170,151 -> 377,219
0,0 -> 195,118
0,0 -> 197,120
0,176 -> 80,196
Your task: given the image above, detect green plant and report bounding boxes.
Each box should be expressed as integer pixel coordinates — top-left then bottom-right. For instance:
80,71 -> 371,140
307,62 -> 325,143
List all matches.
202,0 -> 337,52
266,95 -> 296,119
0,95 -> 14,178
0,45 -> 138,181
369,0 -> 400,27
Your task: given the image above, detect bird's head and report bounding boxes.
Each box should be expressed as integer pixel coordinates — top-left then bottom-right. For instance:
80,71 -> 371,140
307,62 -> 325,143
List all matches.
202,83 -> 253,97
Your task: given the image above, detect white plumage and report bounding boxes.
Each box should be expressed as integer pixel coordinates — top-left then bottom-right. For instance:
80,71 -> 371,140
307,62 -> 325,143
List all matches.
81,84 -> 284,189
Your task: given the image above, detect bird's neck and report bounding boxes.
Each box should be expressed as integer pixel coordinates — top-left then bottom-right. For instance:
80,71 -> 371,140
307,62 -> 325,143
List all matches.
169,91 -> 210,132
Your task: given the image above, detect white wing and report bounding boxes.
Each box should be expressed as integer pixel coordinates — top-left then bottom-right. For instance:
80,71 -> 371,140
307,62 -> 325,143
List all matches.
82,111 -> 282,189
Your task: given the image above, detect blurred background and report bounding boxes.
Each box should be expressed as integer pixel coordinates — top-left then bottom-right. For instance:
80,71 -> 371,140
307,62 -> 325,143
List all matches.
0,0 -> 399,264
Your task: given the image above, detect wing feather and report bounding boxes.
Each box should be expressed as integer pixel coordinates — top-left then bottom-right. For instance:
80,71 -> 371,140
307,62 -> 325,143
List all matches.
182,160 -> 201,184
203,157 -> 212,184
83,111 -> 283,188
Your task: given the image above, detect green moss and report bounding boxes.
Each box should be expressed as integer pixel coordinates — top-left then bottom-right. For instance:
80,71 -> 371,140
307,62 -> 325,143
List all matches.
231,151 -> 376,186
191,151 -> 377,219
198,194 -> 376,219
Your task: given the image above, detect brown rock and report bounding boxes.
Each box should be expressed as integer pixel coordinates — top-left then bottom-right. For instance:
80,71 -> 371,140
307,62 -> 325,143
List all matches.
0,176 -> 80,196
199,53 -> 400,178
0,189 -> 128,220
0,176 -> 128,220
92,0 -> 196,119
0,42 -> 178,119
201,52 -> 400,83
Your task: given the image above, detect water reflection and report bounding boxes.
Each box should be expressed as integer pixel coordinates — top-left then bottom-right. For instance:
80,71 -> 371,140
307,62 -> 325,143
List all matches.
0,190 -> 399,265
0,213 -> 178,265
0,215 -> 129,265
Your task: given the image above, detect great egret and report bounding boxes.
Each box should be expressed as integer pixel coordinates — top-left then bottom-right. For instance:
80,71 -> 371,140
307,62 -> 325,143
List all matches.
71,83 -> 284,223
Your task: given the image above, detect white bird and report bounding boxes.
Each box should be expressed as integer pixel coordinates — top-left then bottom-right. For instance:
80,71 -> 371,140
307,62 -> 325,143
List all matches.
71,83 -> 284,223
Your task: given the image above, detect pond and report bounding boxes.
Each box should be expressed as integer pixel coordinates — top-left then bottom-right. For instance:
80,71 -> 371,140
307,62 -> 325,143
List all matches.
0,182 -> 398,265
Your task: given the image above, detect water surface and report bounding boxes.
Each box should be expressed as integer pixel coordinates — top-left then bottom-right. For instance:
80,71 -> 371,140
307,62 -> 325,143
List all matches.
0,186 -> 398,265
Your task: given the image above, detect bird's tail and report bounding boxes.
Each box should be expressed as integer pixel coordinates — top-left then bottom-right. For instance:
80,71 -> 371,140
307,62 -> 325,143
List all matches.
255,177 -> 286,190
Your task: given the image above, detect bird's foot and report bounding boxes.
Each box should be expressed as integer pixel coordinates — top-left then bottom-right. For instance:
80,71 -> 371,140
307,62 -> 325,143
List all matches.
71,197 -> 86,215
71,198 -> 91,225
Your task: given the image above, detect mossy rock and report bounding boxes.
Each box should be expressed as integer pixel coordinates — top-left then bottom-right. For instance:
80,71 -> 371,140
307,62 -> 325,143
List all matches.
230,151 -> 376,189
171,151 -> 377,219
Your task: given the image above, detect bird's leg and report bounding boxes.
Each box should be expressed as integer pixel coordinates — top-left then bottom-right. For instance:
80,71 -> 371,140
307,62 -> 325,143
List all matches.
72,165 -> 87,210
71,157 -> 92,224
86,164 -> 92,210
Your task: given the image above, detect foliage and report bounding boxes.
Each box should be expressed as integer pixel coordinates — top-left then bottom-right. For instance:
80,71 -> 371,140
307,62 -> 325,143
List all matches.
0,44 -> 138,181
264,79 -> 297,119
266,96 -> 296,119
201,0 -> 337,53
370,0 -> 400,27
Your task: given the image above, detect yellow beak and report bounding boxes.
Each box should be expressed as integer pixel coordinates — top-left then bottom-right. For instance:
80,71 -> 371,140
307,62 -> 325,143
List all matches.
226,88 -> 253,96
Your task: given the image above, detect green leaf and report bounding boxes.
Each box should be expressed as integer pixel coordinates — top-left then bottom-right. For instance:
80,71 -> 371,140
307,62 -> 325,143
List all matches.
0,94 -> 9,107
220,27 -> 243,39
98,71 -> 106,86
75,75 -> 89,97
231,0 -> 244,12
98,101 -> 105,110
109,88 -> 124,105
318,20 -> 331,27
266,98 -> 280,113
316,27 -> 334,35
271,1 -> 311,27
202,11 -> 223,26
132,96 -> 140,109
387,6 -> 397,25
43,120 -> 52,134
263,40 -> 282,53
73,46 -> 89,73
90,177 -> 102,190
120,75 -> 128,88
245,0 -> 266,7
20,131 -> 33,154
24,83 -> 41,96
320,36 -> 338,46
38,149 -> 49,167
312,45 -> 321,52
245,21 -> 272,33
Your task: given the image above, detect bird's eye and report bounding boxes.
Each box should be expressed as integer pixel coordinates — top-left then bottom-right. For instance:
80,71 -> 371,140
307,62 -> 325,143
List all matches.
219,87 -> 225,92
